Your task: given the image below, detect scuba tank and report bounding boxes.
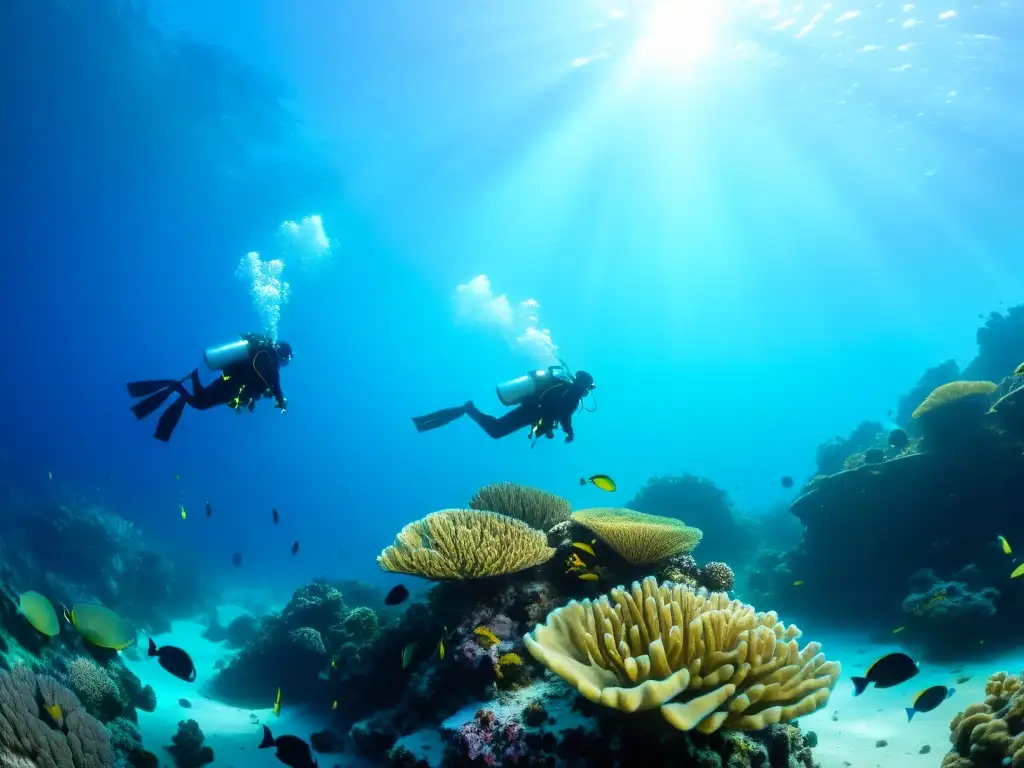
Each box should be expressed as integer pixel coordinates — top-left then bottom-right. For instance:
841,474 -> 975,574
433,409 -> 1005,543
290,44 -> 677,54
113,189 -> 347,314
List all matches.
203,339 -> 251,371
496,366 -> 572,407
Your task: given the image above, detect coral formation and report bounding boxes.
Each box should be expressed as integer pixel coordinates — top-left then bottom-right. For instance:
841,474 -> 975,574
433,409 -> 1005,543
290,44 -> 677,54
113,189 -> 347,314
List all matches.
896,359 -> 960,428
525,577 -> 840,732
569,508 -> 702,565
468,482 -> 572,532
942,670 -> 1024,767
164,719 -> 213,768
377,509 -> 556,580
0,665 -> 113,768
699,561 -> 735,592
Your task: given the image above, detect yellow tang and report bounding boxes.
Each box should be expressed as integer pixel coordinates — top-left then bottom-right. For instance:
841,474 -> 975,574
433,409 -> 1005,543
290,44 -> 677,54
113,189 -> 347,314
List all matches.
44,703 -> 62,722
792,580 -> 805,587
180,505 -> 187,521
64,603 -> 136,650
582,475 -> 617,492
892,626 -> 906,634
998,535 -> 1012,555
331,700 -> 338,711
1011,562 -> 1024,579
572,541 -> 596,558
273,687 -> 282,717
578,572 -> 600,581
19,591 -> 60,637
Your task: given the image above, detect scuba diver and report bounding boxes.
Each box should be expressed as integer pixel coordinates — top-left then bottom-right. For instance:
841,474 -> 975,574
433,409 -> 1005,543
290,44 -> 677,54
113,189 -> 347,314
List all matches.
126,333 -> 293,442
412,365 -> 595,445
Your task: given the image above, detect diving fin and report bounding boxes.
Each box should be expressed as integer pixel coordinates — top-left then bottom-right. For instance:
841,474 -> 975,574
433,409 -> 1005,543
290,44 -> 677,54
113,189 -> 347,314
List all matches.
126,379 -> 177,398
131,386 -> 180,420
411,405 -> 468,433
154,396 -> 188,442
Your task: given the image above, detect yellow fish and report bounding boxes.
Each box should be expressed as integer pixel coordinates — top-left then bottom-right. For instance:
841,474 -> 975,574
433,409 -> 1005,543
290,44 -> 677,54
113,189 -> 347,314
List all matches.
332,700 -> 338,711
273,687 -> 281,717
792,580 -> 805,587
578,572 -> 600,581
581,474 -> 617,492
180,505 -> 187,521
438,638 -> 445,660
998,535 -> 1012,555
44,703 -> 62,721
402,642 -> 417,669
893,626 -> 906,634
331,659 -> 337,669
1011,562 -> 1024,579
572,541 -> 596,558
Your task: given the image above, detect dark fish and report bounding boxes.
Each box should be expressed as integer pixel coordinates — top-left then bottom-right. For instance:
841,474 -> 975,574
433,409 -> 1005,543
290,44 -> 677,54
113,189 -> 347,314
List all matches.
385,585 -> 409,606
888,429 -> 909,450
178,698 -> 192,708
148,637 -> 197,682
205,501 -> 213,518
259,725 -> 318,768
232,552 -> 243,567
906,686 -> 954,721
291,541 -> 299,556
273,508 -> 280,524
852,652 -> 918,695
781,476 -> 794,489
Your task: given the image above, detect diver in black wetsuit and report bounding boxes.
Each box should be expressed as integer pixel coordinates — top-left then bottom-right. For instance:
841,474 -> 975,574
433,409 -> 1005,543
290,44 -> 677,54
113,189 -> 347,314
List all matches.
127,333 -> 293,442
412,367 -> 595,444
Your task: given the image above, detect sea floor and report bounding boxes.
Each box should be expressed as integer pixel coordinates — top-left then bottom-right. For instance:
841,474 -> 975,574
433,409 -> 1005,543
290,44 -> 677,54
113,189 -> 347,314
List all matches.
121,614 -> 1024,768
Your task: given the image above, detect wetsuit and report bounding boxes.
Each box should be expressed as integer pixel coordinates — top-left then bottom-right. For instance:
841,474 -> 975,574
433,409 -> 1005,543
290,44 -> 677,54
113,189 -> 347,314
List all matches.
127,334 -> 288,442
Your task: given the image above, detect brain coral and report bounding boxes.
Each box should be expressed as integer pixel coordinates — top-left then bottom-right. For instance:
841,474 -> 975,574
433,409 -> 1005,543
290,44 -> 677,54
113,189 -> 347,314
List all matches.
377,509 -> 555,580
524,577 -> 840,733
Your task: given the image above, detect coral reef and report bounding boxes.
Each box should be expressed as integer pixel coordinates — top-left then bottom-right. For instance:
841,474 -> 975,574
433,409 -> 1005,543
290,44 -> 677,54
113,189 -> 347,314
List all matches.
164,719 -> 214,768
628,474 -> 759,563
814,420 -> 885,477
896,359 -> 960,428
942,670 -> 1024,767
469,482 -> 572,532
569,509 -> 703,565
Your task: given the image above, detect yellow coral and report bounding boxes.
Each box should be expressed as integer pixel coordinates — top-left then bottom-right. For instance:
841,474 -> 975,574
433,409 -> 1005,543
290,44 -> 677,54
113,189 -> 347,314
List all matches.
912,381 -> 997,419
474,626 -> 499,649
571,508 -> 703,565
498,652 -> 523,667
468,482 -> 571,531
524,576 -> 840,733
939,672 -> 1024,768
377,509 -> 555,580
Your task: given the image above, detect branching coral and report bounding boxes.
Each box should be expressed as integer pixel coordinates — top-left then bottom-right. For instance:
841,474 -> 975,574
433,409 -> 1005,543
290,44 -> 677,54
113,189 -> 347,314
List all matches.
570,508 -> 703,565
468,482 -> 572,531
0,665 -> 113,768
942,671 -> 1024,767
524,577 -> 840,733
377,509 -> 555,580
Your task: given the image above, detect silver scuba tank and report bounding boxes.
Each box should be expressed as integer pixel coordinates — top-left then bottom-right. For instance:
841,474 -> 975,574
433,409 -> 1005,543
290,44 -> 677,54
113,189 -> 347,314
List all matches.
203,339 -> 250,371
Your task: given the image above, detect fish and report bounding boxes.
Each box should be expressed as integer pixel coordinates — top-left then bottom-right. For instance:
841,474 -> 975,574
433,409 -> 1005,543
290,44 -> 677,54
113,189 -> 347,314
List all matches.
48,471 -> 52,481
273,687 -> 282,717
258,725 -> 318,768
851,652 -> 919,695
906,686 -> 955,721
1012,562 -> 1024,579
578,573 -> 600,581
62,603 -> 136,650
572,541 -> 597,557
331,700 -> 338,710
232,552 -> 243,567
402,643 -> 417,669
291,541 -> 300,556
781,476 -> 794,489
438,627 -> 447,660
180,504 -> 187,521
888,428 -> 910,450
250,713 -> 260,724
272,508 -> 280,524
998,535 -> 1012,555
581,474 -> 616,492
19,591 -> 60,637
384,585 -> 409,606
44,703 -> 62,721
205,501 -> 213,518
792,580 -> 805,587
179,698 -> 192,708
175,473 -> 181,481
956,675 -> 972,685
148,637 -> 197,682
892,626 -> 906,634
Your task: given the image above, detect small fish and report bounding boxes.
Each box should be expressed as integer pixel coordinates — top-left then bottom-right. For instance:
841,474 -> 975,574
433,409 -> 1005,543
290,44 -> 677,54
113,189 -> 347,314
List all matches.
331,700 -> 338,710
581,474 -> 616,492
1012,562 -> 1024,579
48,470 -> 53,481
291,541 -> 299,556
792,580 -> 805,587
180,504 -> 187,521
272,508 -> 280,524
438,637 -> 445,660
998,535 -> 1012,555
148,638 -> 196,682
402,643 -> 417,669
178,698 -> 192,708
956,675 -> 972,685
249,713 -> 260,725
258,725 -> 318,768
175,473 -> 181,481
852,652 -> 919,695
572,541 -> 596,557
781,476 -> 794,489
205,501 -> 213,518
892,626 -> 906,634
44,703 -> 62,721
906,686 -> 955,721
273,687 -> 282,717
578,572 -> 600,582
232,552 -> 243,567
385,585 -> 409,606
